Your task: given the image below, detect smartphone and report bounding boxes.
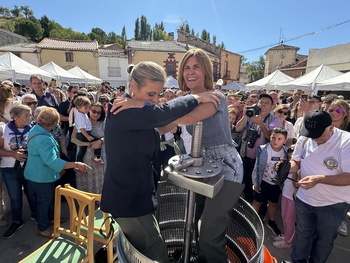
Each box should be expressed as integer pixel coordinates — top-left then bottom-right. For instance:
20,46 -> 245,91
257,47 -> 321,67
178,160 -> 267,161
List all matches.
301,94 -> 308,100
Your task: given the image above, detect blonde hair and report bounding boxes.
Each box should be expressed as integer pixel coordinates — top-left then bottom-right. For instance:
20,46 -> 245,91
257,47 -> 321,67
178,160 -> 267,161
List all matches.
74,96 -> 91,108
127,61 -> 166,89
36,107 -> 60,129
178,48 -> 213,92
10,104 -> 31,119
330,99 -> 350,131
0,83 -> 14,116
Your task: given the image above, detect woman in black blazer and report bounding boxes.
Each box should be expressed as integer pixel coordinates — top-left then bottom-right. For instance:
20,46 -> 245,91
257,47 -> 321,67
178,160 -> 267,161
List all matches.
100,61 -> 220,262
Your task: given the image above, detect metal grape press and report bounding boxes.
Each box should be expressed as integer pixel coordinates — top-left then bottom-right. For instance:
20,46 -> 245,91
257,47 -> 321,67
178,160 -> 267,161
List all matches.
117,122 -> 267,263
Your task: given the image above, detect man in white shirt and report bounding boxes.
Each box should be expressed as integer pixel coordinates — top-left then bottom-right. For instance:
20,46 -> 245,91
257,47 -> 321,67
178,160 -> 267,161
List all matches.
289,110 -> 350,263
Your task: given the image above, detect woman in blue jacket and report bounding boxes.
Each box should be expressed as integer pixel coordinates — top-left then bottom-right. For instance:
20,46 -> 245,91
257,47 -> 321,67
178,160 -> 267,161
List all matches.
24,107 -> 91,238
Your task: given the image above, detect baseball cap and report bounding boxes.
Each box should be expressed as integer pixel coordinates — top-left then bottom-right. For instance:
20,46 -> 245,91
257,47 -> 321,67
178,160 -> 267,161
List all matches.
258,93 -> 273,104
13,82 -> 21,88
300,110 -> 332,138
215,79 -> 223,87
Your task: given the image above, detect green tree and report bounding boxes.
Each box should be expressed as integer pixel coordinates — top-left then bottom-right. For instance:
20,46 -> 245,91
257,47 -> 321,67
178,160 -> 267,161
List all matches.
140,15 -> 148,40
39,15 -> 51,38
14,18 -> 43,41
106,31 -> 117,44
1,21 -> 15,31
48,21 -> 89,40
212,35 -> 217,45
10,5 -> 21,17
245,56 -> 265,82
218,42 -> 226,49
0,7 -> 11,18
88,27 -> 107,45
121,26 -> 127,41
20,5 -> 34,18
153,22 -> 168,41
134,18 -> 140,40
179,21 -> 190,33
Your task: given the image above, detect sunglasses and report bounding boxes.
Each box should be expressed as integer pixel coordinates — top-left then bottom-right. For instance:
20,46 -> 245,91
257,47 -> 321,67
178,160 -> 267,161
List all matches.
91,109 -> 102,115
24,101 -> 38,106
328,108 -> 344,114
277,109 -> 289,116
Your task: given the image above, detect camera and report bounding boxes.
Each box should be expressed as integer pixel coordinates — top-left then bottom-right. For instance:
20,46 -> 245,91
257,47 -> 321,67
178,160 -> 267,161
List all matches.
245,104 -> 261,117
244,128 -> 260,148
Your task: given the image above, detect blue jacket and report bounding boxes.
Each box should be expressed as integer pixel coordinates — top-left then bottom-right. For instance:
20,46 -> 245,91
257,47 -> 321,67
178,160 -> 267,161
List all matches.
24,124 -> 66,183
252,143 -> 288,187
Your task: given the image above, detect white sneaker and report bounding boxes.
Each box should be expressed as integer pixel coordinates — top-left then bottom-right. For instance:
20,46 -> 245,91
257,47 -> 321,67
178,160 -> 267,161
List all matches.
273,239 -> 291,249
338,220 -> 348,236
273,234 -> 285,241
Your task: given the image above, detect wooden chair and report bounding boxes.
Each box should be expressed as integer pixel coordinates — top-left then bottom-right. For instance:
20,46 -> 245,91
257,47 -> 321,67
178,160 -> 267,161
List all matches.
64,184 -> 118,263
20,185 -> 96,263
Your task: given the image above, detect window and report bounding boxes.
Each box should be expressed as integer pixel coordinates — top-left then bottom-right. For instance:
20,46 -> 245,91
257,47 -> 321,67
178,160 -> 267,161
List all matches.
166,62 -> 176,77
65,52 -> 74,62
168,53 -> 175,59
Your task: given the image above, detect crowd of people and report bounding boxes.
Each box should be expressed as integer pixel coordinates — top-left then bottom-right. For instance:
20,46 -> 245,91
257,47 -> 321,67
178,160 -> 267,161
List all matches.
0,47 -> 349,263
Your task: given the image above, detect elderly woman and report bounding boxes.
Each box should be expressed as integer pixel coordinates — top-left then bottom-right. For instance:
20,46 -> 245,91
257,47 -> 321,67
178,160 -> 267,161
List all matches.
0,105 -> 33,239
24,107 -> 91,238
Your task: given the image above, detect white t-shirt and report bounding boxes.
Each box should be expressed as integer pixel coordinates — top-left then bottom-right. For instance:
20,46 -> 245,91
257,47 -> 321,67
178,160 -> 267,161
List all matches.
292,129 -> 350,206
282,173 -> 296,200
262,144 -> 285,185
284,120 -> 295,140
0,123 -> 29,168
293,117 -> 303,138
75,111 -> 92,133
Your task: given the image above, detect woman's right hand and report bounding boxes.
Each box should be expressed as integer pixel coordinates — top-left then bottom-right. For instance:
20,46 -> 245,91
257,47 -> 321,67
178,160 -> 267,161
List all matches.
193,91 -> 222,106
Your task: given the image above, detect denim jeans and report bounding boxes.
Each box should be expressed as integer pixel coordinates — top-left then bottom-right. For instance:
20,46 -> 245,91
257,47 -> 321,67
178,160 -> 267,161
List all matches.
1,167 -> 35,222
26,180 -> 54,231
291,198 -> 348,263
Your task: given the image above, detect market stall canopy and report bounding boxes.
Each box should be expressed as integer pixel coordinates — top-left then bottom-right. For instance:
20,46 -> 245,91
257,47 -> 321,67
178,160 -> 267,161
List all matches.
245,70 -> 294,90
0,64 -> 15,80
0,52 -> 56,81
40,61 -> 85,83
164,75 -> 179,89
221,81 -> 245,90
67,66 -> 102,84
315,71 -> 350,91
277,64 -> 343,91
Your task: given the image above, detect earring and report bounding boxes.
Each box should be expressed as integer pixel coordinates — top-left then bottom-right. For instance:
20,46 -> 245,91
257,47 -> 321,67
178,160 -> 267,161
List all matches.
131,92 -> 135,97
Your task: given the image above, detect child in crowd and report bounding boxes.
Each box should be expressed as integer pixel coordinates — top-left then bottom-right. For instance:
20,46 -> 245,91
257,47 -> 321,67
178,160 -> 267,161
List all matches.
74,96 -> 104,170
252,127 -> 288,236
273,145 -> 297,249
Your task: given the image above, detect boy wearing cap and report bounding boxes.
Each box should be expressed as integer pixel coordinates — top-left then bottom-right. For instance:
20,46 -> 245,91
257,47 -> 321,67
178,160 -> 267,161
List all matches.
288,110 -> 350,263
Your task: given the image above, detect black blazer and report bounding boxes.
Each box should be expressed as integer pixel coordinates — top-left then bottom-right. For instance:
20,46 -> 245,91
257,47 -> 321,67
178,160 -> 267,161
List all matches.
100,95 -> 198,218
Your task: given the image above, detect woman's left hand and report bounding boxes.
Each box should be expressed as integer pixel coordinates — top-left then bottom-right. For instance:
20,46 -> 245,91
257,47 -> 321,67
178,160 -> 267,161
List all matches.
193,91 -> 222,106
110,97 -> 144,115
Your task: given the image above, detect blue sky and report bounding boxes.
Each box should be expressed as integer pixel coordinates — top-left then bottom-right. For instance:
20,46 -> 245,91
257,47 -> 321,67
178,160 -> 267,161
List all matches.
3,0 -> 350,62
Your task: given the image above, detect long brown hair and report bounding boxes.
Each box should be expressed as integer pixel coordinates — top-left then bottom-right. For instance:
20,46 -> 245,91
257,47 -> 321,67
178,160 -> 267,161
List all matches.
0,83 -> 14,117
178,48 -> 213,92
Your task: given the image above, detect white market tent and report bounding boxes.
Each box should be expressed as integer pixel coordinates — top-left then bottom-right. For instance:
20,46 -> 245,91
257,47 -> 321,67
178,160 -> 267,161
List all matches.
315,71 -> 350,91
277,64 -> 343,91
40,61 -> 85,83
164,75 -> 179,89
221,81 -> 245,90
245,70 -> 294,90
0,64 -> 15,80
68,66 -> 102,84
0,52 -> 56,81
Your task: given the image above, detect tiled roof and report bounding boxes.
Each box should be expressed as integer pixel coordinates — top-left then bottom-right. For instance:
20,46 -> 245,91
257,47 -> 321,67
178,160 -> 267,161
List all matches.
37,38 -> 98,51
0,43 -> 37,53
0,28 -> 30,46
266,44 -> 300,52
127,40 -> 187,52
